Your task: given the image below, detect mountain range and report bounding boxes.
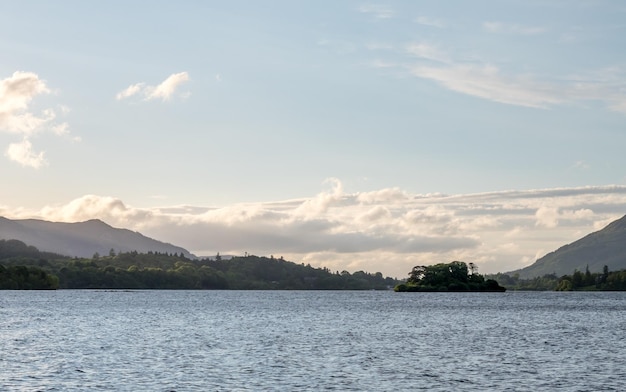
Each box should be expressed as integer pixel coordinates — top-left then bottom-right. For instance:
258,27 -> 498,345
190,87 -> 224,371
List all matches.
2,214 -> 626,279
511,214 -> 626,278
0,217 -> 194,259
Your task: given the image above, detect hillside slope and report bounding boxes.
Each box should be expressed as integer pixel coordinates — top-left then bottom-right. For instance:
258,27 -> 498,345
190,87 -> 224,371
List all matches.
0,217 -> 194,259
511,214 -> 626,278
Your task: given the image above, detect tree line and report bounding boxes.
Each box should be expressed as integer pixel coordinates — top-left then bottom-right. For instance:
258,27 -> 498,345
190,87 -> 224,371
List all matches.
0,239 -> 399,290
490,265 -> 626,291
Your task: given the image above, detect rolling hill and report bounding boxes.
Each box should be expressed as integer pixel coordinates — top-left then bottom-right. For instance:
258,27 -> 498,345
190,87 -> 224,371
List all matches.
510,214 -> 626,278
0,217 -> 194,259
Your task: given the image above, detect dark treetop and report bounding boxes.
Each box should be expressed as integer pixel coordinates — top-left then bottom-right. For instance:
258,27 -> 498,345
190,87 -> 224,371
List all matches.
395,261 -> 506,292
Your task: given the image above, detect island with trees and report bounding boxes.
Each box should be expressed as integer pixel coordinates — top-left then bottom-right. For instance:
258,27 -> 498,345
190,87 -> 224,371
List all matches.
394,261 -> 506,292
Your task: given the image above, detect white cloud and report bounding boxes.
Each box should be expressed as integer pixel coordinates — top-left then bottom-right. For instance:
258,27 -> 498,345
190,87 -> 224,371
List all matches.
5,182 -> 626,278
397,36 -> 626,112
0,71 -> 74,167
116,72 -> 190,102
411,61 -> 626,112
535,206 -> 560,228
412,63 -> 564,108
40,194 -> 152,227
147,72 -> 190,101
359,4 -> 394,19
406,43 -> 450,64
0,71 -> 52,135
115,83 -> 144,100
5,139 -> 47,168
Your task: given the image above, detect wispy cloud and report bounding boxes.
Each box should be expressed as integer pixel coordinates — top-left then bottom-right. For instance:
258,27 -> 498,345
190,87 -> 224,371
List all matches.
404,42 -> 626,112
483,21 -> 547,35
0,71 -> 74,167
415,16 -> 446,28
366,42 -> 394,51
116,72 -> 190,102
116,83 -> 144,101
412,63 -> 563,108
406,43 -> 450,63
359,4 -> 394,19
7,181 -> 626,277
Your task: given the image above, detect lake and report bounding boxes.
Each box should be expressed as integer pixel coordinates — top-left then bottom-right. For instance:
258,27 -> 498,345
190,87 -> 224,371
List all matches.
1,290 -> 625,391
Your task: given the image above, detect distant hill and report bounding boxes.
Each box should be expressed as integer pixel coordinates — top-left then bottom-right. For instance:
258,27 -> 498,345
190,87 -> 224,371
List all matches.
510,214 -> 626,278
0,217 -> 194,259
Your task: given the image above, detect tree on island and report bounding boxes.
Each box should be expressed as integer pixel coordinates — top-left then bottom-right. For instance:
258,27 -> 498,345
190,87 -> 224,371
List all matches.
395,261 -> 506,292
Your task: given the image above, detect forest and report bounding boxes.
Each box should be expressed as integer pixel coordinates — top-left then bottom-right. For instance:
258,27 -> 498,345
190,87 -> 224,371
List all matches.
0,239 -> 399,290
5,238 -> 626,291
491,265 -> 626,291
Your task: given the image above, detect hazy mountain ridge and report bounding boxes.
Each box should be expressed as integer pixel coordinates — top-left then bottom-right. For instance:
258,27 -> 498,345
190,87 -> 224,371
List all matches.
510,214 -> 626,279
0,217 -> 194,259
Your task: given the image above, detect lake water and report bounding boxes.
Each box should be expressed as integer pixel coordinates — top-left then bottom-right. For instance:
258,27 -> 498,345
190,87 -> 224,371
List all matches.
1,290 -> 625,391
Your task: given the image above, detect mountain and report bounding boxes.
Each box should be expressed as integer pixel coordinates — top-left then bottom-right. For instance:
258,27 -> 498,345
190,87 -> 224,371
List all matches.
0,217 -> 194,259
511,214 -> 626,279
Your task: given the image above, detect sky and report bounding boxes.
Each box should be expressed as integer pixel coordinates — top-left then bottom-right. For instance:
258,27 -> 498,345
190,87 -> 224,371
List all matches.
1,0 -> 626,278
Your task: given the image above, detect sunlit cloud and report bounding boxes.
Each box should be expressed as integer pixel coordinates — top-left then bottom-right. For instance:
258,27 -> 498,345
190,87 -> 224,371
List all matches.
115,83 -> 144,100
0,71 -> 74,167
116,72 -> 190,102
5,181 -> 626,278
0,71 -> 52,135
5,139 -> 47,168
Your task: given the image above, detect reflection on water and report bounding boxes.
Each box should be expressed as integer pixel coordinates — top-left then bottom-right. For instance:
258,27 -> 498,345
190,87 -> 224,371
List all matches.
1,290 -> 625,391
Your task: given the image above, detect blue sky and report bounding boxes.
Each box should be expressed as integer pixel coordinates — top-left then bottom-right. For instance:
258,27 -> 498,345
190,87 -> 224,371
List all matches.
1,1 -> 626,277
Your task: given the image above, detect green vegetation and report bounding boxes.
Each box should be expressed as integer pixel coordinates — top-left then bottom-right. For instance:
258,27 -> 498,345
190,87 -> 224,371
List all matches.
0,239 -> 399,290
492,265 -> 626,291
0,264 -> 59,289
394,261 -> 506,292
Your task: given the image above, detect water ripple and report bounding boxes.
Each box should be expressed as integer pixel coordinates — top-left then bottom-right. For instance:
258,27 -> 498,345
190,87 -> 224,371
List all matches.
1,290 -> 625,390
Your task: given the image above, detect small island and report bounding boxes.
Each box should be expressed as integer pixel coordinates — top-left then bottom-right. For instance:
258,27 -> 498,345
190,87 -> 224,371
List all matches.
395,261 -> 506,292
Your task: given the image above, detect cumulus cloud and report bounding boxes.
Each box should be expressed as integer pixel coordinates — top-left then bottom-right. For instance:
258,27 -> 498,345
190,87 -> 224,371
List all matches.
116,72 -> 190,102
0,71 -> 74,167
40,195 -> 154,228
5,181 -> 626,278
0,71 -> 52,135
5,139 -> 47,168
